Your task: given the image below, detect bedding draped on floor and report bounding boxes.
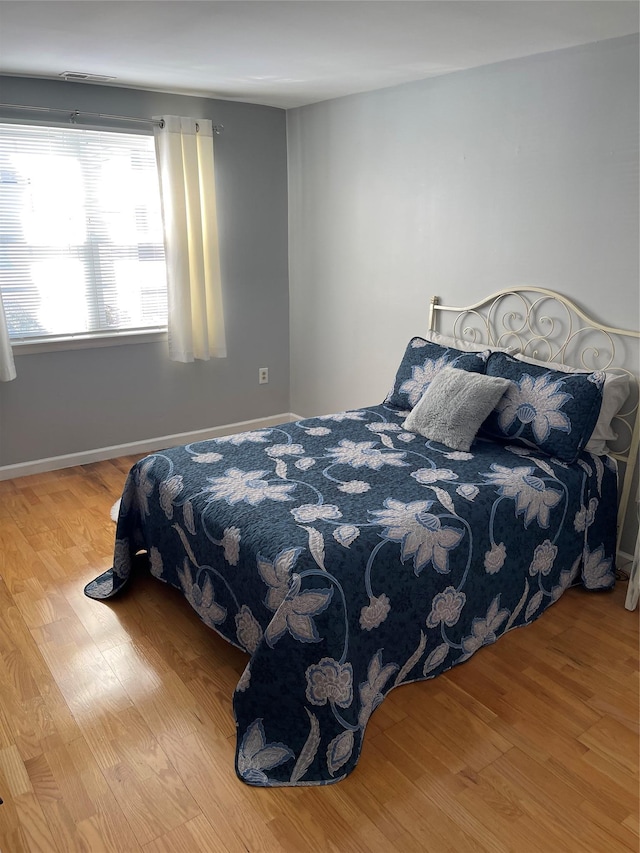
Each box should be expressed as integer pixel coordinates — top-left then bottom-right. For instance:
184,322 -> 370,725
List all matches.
85,405 -> 617,786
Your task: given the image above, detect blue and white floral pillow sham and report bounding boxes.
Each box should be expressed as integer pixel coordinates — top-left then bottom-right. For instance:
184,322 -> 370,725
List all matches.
514,353 -> 630,456
384,337 -> 488,411
482,352 -> 604,463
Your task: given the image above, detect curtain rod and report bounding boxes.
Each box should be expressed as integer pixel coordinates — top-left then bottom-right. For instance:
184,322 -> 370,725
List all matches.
0,103 -> 223,134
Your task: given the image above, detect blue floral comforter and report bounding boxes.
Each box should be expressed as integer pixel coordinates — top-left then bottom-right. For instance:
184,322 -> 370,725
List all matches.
84,405 -> 617,786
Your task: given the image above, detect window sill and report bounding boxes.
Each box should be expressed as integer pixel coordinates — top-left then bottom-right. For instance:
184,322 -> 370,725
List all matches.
12,329 -> 168,355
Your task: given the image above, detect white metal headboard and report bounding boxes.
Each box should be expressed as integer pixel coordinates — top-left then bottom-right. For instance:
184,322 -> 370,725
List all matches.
428,287 -> 640,554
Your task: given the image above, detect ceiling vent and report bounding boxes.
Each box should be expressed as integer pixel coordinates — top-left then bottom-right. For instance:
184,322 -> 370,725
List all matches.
59,72 -> 116,83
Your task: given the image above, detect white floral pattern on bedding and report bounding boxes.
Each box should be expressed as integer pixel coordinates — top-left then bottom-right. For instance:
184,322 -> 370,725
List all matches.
85,404 -> 617,786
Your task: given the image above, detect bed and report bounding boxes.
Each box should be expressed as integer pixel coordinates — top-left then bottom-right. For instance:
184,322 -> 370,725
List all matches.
85,288 -> 640,787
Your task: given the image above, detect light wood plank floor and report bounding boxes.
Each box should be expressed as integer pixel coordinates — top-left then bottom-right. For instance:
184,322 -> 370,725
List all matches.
0,458 -> 637,853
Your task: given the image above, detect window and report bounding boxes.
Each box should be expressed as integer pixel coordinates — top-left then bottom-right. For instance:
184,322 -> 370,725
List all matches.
0,122 -> 167,344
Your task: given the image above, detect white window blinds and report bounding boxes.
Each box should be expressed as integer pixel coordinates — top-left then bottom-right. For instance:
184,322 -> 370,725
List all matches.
0,122 -> 167,342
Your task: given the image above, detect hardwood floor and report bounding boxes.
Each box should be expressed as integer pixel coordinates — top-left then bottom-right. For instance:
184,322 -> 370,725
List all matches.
0,458 -> 637,853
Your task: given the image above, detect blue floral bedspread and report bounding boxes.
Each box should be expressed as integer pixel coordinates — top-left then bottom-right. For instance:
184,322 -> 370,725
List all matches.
84,405 -> 617,786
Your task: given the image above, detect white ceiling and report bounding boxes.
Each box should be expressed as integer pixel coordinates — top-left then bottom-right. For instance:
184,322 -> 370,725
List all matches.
0,1 -> 638,109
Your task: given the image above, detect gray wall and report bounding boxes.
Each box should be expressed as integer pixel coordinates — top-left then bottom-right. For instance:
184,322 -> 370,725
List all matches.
288,35 -> 639,418
0,76 -> 290,464
287,34 -> 639,553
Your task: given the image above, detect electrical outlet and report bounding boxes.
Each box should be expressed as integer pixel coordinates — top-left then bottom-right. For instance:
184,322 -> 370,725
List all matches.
259,367 -> 269,384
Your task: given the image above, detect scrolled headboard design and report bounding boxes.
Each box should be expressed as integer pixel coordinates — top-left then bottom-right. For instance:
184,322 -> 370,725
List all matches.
428,287 -> 639,554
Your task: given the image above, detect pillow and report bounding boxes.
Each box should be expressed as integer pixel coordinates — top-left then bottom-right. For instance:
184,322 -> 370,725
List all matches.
586,373 -> 630,454
402,367 -> 511,451
384,337 -> 488,411
425,329 -> 519,355
483,352 -> 605,463
515,353 -> 630,455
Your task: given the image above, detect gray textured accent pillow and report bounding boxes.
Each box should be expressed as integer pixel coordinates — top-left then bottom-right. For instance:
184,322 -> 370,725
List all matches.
403,366 -> 511,451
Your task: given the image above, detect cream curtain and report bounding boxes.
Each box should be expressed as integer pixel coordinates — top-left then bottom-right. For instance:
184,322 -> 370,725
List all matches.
154,116 -> 226,362
0,289 -> 16,382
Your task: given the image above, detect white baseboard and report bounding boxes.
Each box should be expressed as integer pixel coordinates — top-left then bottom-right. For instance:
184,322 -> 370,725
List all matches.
0,413 -> 303,481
